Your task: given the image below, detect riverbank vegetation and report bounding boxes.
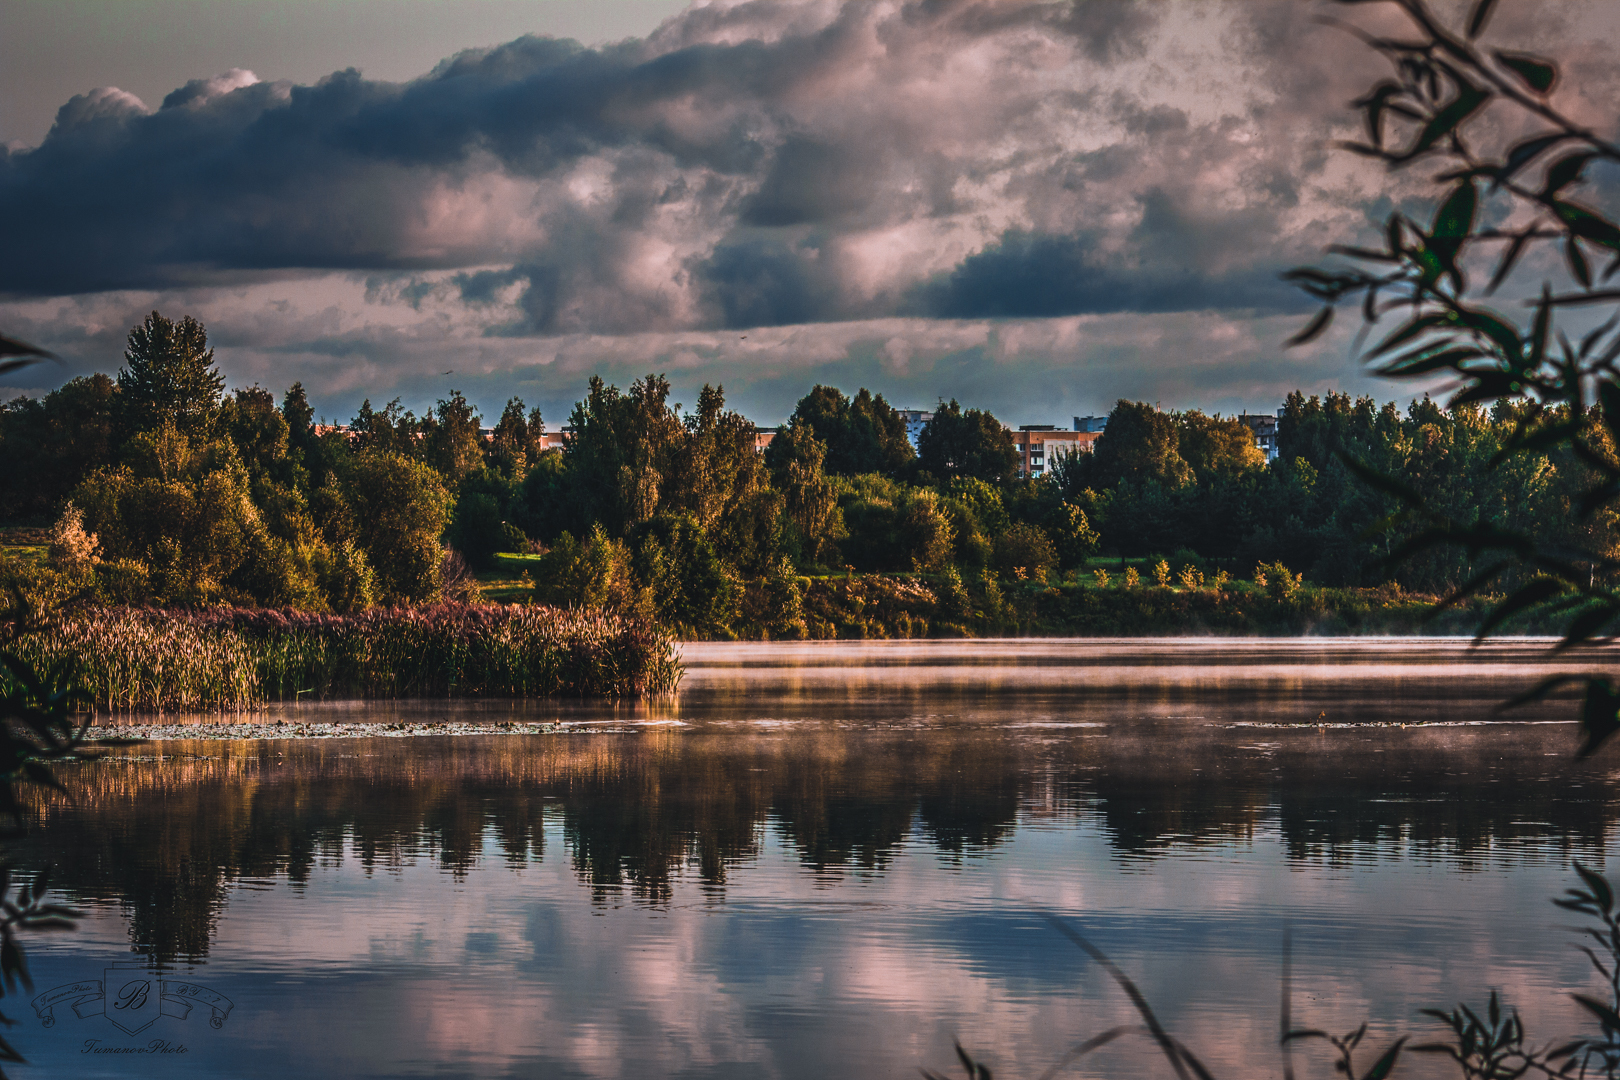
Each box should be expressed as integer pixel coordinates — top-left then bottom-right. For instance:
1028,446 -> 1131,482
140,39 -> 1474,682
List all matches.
14,604 -> 679,713
1,309 -> 1611,641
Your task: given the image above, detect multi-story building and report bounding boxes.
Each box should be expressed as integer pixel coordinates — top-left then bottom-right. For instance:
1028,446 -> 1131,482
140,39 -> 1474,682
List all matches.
896,408 -> 934,449
1073,415 -> 1109,433
1011,425 -> 1100,478
1239,411 -> 1281,462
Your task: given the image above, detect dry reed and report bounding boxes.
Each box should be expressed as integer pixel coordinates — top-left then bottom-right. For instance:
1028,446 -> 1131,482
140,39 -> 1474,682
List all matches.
18,603 -> 681,713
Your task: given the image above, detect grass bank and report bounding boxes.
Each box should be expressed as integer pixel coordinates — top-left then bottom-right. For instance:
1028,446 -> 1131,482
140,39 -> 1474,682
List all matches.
774,572 -> 1510,640
20,603 -> 681,714
472,553 -> 1518,641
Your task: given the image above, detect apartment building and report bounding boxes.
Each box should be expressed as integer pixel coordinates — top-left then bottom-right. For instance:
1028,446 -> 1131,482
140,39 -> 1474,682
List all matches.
1011,425 -> 1100,478
896,408 -> 934,450
1071,409 -> 1283,463
1238,411 -> 1281,461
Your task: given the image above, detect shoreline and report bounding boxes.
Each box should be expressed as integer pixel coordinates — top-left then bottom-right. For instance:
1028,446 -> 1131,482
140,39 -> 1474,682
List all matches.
73,635 -> 1605,732
84,719 -> 571,741
80,715 -> 1585,743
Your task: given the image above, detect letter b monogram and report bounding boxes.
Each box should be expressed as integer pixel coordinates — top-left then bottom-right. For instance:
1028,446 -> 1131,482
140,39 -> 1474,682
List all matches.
113,981 -> 150,1011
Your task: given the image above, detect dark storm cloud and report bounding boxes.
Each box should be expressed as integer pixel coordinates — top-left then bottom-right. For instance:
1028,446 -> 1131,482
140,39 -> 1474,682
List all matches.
700,236 -> 840,327
918,227 -> 1300,319
739,137 -> 874,228
0,0 -> 1394,332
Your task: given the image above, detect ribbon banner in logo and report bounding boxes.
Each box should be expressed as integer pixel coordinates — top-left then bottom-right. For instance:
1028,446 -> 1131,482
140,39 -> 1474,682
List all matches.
31,965 -> 233,1034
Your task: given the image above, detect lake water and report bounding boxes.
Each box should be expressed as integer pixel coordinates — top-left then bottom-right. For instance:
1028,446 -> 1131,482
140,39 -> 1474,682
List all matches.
12,639 -> 1620,1079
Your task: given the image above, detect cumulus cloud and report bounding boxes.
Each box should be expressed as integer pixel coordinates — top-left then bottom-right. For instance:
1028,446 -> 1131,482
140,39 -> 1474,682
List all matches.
0,275 -> 1407,432
2,0 -> 1615,421
0,0 -> 1395,328
50,86 -> 151,131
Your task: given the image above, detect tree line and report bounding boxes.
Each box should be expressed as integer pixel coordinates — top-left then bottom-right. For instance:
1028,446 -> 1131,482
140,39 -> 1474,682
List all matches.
1055,393 -> 1616,595
0,311 -> 1610,635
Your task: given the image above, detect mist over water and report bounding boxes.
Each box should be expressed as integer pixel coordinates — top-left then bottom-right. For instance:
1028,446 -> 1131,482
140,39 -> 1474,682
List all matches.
15,640 -> 1620,1078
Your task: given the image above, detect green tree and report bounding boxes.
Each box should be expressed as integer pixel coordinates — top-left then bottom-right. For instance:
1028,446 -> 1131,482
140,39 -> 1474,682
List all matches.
939,478 -> 1006,568
534,525 -> 642,614
489,397 -> 543,477
116,311 -> 224,436
0,373 -> 118,518
994,522 -> 1058,581
1285,0 -> 1620,752
342,450 -> 452,603
350,398 -> 423,459
836,475 -> 957,572
1089,401 -> 1192,489
565,374 -> 686,535
512,450 -> 577,542
218,386 -> 291,480
71,426 -> 328,607
629,514 -> 742,637
281,382 -> 315,453
916,400 -> 1018,484
425,389 -> 483,483
769,418 -> 840,564
769,385 -> 914,477
314,539 -> 378,613
1176,411 -> 1265,484
899,489 -> 954,572
669,383 -> 779,572
449,491 -> 504,570
1044,502 -> 1101,568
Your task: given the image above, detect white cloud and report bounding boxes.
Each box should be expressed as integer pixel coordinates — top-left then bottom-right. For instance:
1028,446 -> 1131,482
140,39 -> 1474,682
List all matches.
1,1 -> 1611,415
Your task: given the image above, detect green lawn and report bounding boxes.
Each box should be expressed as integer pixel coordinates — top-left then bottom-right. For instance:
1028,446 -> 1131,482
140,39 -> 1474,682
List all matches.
0,527 -> 49,567
474,551 -> 544,603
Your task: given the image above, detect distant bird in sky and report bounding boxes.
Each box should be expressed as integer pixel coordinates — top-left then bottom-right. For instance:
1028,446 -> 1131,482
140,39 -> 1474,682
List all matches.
443,369 -> 453,375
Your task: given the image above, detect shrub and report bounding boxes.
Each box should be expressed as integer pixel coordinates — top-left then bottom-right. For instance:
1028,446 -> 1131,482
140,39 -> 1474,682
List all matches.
1047,502 -> 1101,568
759,556 -> 807,640
937,566 -> 973,621
900,490 -> 954,572
1170,547 -> 1204,572
46,502 -> 99,570
234,534 -> 325,611
93,558 -> 151,605
978,567 -> 1011,626
315,540 -> 377,614
1152,558 -> 1171,587
440,548 -> 479,603
996,523 -> 1058,582
497,521 -> 528,555
535,526 -> 642,615
1256,560 -> 1302,601
629,515 -> 741,637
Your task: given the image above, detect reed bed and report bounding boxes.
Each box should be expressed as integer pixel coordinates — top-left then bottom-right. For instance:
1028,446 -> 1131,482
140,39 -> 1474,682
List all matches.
19,603 -> 682,713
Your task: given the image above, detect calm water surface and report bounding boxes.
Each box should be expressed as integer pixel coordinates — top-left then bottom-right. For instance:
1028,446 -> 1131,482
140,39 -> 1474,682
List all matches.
14,639 -> 1620,1079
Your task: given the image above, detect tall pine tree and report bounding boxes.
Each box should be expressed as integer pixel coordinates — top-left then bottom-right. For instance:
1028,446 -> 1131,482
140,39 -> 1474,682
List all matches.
116,311 -> 225,435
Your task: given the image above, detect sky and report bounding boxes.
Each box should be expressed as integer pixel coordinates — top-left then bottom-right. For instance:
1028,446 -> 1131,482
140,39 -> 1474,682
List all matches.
3,0 -> 1619,428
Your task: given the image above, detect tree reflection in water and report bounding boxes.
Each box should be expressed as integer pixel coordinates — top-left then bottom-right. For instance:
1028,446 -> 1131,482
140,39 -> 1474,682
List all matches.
14,724 -> 1617,965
